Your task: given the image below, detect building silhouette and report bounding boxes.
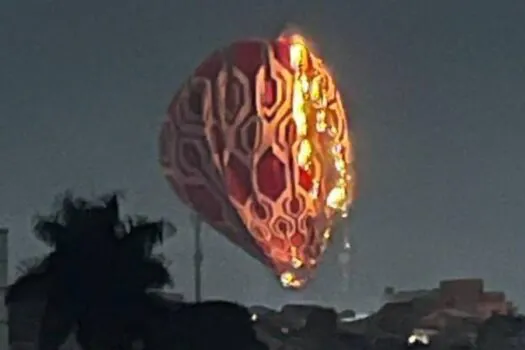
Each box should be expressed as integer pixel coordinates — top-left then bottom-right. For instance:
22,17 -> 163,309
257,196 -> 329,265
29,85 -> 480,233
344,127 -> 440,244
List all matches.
383,278 -> 512,320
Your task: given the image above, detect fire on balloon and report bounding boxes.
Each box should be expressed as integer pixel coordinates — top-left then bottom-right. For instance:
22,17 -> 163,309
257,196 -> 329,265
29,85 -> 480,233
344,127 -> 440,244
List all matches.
279,34 -> 354,288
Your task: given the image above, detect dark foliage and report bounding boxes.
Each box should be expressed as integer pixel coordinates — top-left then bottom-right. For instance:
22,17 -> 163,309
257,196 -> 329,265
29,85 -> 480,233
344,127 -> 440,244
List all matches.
476,313 -> 525,350
304,307 -> 338,335
169,301 -> 268,350
5,192 -> 175,350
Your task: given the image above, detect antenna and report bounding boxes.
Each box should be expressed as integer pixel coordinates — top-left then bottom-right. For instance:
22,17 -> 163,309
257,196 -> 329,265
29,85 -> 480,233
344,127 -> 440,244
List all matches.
338,220 -> 352,293
192,213 -> 203,302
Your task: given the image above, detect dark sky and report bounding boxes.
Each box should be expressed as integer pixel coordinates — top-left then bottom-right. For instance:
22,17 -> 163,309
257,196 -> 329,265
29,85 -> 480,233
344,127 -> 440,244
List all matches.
1,0 -> 525,312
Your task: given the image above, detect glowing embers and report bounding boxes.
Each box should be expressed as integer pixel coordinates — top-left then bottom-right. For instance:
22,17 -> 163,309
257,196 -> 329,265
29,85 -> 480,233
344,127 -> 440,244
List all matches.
288,36 -> 351,216
290,246 -> 303,269
280,270 -> 305,289
278,244 -> 318,288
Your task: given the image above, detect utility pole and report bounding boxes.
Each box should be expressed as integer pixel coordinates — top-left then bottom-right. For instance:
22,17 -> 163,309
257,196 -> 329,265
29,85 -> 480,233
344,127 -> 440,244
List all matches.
192,214 -> 203,302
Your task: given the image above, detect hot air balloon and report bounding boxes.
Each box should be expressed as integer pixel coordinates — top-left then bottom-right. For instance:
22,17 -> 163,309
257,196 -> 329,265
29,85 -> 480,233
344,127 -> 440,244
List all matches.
159,33 -> 355,288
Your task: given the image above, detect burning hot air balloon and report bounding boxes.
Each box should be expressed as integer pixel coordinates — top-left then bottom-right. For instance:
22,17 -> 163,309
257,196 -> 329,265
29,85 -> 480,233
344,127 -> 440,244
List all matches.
159,32 -> 355,288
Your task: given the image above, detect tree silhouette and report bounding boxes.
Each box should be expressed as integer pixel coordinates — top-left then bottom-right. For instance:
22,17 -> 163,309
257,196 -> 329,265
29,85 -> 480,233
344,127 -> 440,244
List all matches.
477,313 -> 525,350
5,192 -> 176,350
279,307 -> 346,350
169,301 -> 268,350
15,256 -> 46,277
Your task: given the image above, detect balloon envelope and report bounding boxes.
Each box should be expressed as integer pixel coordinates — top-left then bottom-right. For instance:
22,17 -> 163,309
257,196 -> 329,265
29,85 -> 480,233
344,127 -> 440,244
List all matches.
160,34 -> 355,288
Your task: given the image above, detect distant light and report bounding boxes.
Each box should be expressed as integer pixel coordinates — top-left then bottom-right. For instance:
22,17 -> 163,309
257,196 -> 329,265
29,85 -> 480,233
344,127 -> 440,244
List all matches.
408,333 -> 430,345
251,313 -> 258,322
340,313 -> 369,322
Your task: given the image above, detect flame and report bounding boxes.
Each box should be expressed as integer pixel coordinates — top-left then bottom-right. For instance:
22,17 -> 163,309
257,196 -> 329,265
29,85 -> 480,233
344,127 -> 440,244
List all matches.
278,34 -> 353,289
289,37 -> 351,215
280,271 -> 304,288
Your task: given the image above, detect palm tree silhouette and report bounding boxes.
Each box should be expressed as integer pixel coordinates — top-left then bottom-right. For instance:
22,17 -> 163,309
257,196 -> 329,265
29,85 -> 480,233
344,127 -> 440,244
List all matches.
5,192 -> 176,350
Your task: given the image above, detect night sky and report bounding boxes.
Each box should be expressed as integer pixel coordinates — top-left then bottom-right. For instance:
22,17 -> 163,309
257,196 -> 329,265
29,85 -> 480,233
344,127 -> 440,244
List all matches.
1,0 -> 525,312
